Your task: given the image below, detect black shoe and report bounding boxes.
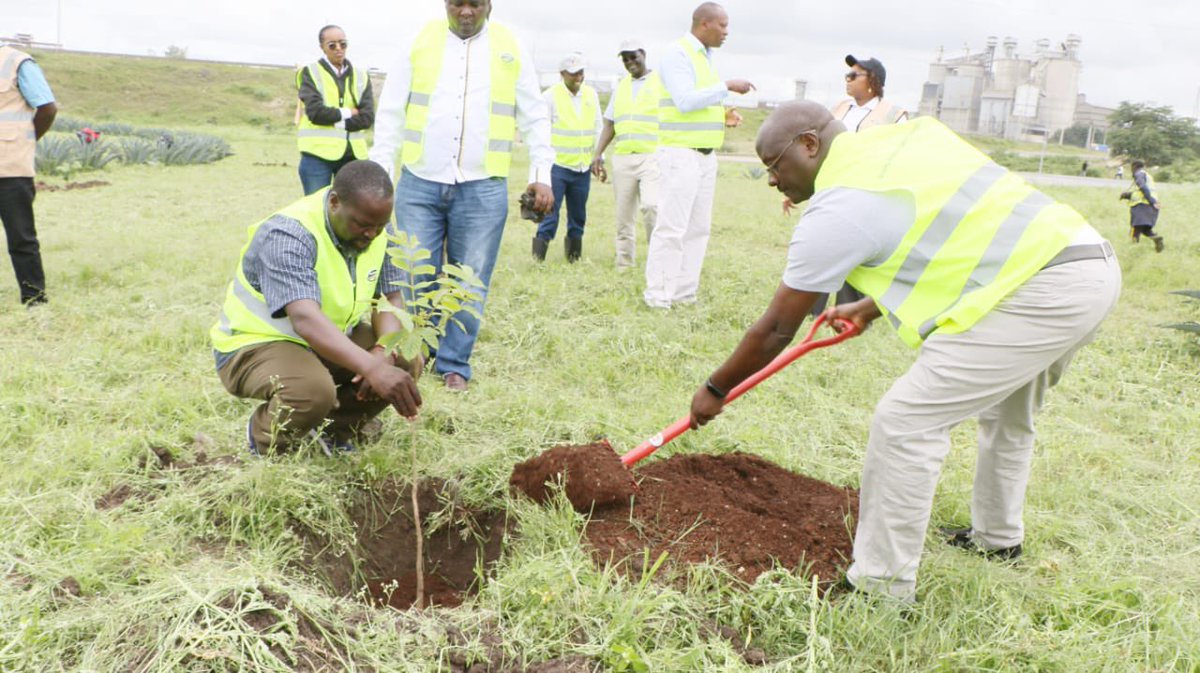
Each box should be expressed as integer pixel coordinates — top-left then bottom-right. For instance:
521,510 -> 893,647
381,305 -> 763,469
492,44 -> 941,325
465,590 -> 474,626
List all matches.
1152,236 -> 1165,253
565,236 -> 582,263
532,237 -> 549,262
940,526 -> 1022,561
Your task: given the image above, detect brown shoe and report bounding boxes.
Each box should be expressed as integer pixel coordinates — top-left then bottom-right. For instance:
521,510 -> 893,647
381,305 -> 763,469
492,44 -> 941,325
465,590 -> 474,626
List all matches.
443,372 -> 468,392
1152,236 -> 1165,253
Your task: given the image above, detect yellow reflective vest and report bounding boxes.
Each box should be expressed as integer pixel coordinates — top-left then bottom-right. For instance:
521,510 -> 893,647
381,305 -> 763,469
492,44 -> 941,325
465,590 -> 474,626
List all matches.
402,20 -> 521,178
210,188 -> 387,354
816,118 -> 1086,347
611,73 -> 660,155
549,82 -> 598,170
658,37 -> 724,149
1128,170 -> 1158,208
296,62 -> 370,161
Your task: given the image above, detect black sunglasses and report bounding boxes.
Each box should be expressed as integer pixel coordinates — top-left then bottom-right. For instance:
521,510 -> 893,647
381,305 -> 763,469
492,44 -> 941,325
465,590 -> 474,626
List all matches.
845,71 -> 867,82
325,40 -> 348,50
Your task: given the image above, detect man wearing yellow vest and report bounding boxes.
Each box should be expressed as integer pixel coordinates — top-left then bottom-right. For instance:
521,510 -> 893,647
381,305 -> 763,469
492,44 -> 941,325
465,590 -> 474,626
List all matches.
296,25 -> 374,195
645,2 -> 754,309
534,53 -> 601,263
689,102 -> 1121,601
0,45 -> 57,306
591,40 -> 660,270
211,161 -> 422,456
369,0 -> 554,391
1119,160 -> 1163,252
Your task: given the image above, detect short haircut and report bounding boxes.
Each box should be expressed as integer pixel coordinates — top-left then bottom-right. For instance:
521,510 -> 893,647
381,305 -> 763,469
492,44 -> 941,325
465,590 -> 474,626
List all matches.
1132,160 -> 1145,170
692,2 -> 724,28
332,160 -> 393,204
318,25 -> 342,43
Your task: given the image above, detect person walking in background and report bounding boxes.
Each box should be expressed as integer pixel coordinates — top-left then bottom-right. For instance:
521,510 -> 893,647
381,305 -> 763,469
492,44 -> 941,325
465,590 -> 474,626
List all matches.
0,44 -> 57,306
210,161 -> 422,456
369,0 -> 554,391
644,2 -> 754,309
798,53 -> 908,316
691,101 -> 1120,602
1120,160 -> 1163,252
534,53 -> 601,263
296,25 -> 374,195
591,40 -> 661,271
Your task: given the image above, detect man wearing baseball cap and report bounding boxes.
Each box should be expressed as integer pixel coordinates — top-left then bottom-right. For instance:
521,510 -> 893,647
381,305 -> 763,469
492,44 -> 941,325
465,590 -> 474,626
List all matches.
535,52 -> 602,263
591,39 -> 662,270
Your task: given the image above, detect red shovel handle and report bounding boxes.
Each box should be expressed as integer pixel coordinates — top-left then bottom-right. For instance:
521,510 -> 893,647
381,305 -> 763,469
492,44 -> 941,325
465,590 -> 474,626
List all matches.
620,314 -> 860,467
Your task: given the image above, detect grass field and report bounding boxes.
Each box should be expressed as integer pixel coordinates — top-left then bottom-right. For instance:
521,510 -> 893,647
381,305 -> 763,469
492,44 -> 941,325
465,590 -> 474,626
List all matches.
2,53 -> 1200,672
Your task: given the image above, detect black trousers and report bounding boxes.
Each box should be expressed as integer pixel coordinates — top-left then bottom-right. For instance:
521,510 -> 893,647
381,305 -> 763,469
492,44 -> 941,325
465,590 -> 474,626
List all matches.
0,177 -> 45,304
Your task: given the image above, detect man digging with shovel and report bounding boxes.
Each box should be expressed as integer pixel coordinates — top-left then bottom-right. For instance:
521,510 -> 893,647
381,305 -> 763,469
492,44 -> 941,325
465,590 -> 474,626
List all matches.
689,101 -> 1121,602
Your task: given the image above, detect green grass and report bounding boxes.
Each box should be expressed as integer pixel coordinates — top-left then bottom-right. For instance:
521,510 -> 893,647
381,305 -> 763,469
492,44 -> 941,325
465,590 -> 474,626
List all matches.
3,63 -> 1200,670
31,50 -> 300,128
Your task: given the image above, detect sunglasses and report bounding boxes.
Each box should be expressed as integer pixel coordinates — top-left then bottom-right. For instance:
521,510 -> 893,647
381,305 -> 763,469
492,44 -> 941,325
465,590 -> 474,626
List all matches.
845,71 -> 867,82
325,40 -> 348,50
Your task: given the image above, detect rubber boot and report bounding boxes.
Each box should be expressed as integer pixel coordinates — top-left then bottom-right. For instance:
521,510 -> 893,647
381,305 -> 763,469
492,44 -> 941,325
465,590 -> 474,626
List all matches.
1152,235 -> 1164,253
565,236 -> 583,263
532,237 -> 549,262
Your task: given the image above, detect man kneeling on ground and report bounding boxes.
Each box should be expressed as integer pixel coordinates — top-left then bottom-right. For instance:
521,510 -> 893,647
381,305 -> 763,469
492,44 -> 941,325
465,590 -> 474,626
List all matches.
210,160 -> 421,456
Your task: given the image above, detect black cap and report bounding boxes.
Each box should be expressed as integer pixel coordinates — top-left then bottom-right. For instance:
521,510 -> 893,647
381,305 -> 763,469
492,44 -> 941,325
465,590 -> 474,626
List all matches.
845,54 -> 886,87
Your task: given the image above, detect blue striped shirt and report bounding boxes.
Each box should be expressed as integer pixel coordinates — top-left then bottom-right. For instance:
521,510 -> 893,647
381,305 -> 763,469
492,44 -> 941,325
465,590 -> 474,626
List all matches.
214,199 -> 400,369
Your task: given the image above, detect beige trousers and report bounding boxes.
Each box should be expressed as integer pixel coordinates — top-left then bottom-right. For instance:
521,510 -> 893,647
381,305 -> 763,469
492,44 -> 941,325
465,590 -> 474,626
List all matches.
218,323 -> 390,451
611,152 -> 659,269
846,252 -> 1122,600
643,146 -> 717,307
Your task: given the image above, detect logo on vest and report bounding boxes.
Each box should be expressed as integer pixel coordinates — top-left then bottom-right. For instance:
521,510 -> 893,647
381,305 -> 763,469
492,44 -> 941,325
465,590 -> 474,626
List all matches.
367,269 -> 379,282
500,52 -> 514,64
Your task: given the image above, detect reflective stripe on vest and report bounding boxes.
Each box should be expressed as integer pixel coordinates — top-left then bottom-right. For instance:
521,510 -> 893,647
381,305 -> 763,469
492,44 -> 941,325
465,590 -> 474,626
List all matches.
1128,171 -> 1158,208
402,20 -> 521,178
209,188 -> 387,354
612,72 -> 660,155
550,82 -> 597,170
832,98 -> 906,132
657,37 -> 724,149
296,62 -> 369,161
816,118 -> 1086,347
0,46 -> 36,178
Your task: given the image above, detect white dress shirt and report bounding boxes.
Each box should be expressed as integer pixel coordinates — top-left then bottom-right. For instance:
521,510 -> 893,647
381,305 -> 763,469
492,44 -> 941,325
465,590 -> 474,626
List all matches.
544,84 -> 602,172
658,34 -> 727,113
369,22 -> 553,186
837,97 -> 908,132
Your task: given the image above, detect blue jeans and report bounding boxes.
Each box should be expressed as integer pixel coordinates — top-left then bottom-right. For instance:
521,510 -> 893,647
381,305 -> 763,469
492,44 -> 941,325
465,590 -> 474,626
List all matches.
298,152 -> 354,195
536,164 -> 590,240
393,169 -> 509,381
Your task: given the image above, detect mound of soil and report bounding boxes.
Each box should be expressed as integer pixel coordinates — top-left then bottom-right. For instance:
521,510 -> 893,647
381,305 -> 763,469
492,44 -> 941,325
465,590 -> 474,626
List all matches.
509,441 -> 636,511
303,479 -> 508,610
585,452 -> 856,588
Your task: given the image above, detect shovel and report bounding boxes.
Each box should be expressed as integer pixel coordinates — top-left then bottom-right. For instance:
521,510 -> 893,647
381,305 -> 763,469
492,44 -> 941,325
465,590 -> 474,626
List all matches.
620,313 -> 860,466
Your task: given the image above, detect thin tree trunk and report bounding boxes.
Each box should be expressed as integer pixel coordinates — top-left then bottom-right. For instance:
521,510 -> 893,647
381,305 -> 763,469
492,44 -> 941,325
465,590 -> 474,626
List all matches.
410,419 -> 425,608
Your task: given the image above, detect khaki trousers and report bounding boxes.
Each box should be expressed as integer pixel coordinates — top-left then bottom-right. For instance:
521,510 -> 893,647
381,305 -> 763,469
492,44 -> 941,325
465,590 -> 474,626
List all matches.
218,323 -> 389,452
611,152 -> 659,269
846,253 -> 1122,600
643,146 -> 717,307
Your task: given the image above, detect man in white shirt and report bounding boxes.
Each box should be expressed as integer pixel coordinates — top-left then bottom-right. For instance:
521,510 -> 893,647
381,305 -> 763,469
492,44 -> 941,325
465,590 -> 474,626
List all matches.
369,0 -> 554,391
591,39 -> 660,270
645,2 -> 754,309
534,53 -> 602,263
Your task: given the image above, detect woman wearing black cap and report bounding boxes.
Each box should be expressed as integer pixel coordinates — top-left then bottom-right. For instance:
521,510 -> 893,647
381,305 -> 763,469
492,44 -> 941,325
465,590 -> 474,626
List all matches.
833,55 -> 907,131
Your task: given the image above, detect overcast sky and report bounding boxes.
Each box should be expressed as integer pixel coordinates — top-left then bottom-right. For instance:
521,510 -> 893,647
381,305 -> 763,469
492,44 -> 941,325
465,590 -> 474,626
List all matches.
5,0 -> 1198,119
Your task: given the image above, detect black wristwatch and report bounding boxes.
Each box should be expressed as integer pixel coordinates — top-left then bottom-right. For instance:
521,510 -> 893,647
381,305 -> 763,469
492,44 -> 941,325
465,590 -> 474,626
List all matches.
705,377 -> 728,399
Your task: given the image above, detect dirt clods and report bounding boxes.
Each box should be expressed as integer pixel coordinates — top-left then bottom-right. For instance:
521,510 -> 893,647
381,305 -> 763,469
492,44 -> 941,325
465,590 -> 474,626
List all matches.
34,180 -> 110,192
509,441 -> 636,511
585,452 -> 857,589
